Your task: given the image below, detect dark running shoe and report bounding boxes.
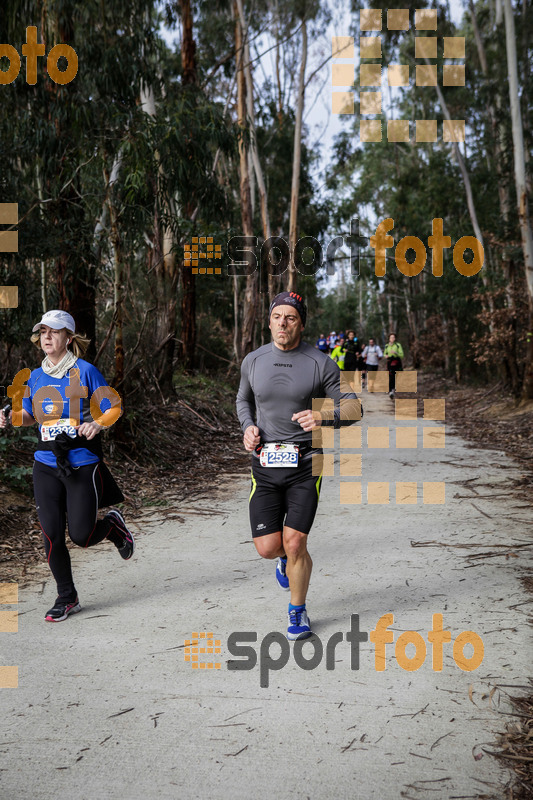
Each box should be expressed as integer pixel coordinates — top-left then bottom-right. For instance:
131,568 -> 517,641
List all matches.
45,597 -> 81,623
106,508 -> 135,560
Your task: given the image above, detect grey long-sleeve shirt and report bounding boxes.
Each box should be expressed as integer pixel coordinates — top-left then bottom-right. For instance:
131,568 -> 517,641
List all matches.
236,340 -> 362,445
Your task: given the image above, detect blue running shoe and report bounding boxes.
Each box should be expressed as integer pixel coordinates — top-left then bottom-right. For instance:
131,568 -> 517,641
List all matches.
276,557 -> 289,590
287,607 -> 312,640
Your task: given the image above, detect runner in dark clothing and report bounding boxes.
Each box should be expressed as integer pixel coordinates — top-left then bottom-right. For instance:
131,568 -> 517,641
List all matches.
343,330 -> 361,373
236,292 -> 362,640
0,310 -> 136,622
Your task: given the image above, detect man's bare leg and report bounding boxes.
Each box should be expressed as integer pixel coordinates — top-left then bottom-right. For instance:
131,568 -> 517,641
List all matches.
283,526 -> 312,606
252,527 -> 312,603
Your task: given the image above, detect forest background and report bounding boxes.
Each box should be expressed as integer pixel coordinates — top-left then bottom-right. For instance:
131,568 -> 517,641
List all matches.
0,0 -> 532,449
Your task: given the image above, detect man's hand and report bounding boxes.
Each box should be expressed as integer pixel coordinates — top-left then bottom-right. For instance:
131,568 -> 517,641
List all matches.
0,409 -> 11,429
77,421 -> 102,441
243,425 -> 260,452
292,409 -> 322,432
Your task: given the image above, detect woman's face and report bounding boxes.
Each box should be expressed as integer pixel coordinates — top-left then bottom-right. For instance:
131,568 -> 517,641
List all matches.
389,334 -> 396,343
40,326 -> 70,363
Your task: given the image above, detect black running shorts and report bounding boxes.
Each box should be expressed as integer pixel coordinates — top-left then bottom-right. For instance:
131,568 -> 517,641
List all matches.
249,450 -> 323,537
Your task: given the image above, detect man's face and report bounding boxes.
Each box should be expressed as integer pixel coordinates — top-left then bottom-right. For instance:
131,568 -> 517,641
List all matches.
389,334 -> 396,343
269,305 -> 304,350
338,338 -> 345,346
348,332 -> 354,340
369,339 -> 375,346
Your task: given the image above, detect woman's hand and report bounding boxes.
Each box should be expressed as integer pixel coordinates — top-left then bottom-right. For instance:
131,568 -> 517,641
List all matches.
0,408 -> 11,429
77,421 -> 102,441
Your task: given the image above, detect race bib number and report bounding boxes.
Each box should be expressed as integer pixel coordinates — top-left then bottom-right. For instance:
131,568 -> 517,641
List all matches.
41,418 -> 77,442
260,443 -> 299,468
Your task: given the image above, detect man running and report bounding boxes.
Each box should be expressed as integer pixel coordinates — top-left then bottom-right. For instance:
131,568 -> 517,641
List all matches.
343,330 -> 361,374
362,337 -> 383,392
236,292 -> 362,640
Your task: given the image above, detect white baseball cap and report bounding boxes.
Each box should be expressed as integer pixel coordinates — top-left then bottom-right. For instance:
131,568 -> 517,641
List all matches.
32,309 -> 76,333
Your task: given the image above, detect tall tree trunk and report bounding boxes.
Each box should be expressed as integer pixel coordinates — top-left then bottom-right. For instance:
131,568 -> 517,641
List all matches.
177,0 -> 197,374
48,7 -> 96,353
469,0 -> 510,226
287,18 -> 307,293
235,3 -> 257,356
235,0 -> 277,299
106,175 -> 124,388
503,0 -> 533,398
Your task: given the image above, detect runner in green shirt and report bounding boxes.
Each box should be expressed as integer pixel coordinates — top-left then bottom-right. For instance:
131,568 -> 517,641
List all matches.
330,337 -> 346,370
384,333 -> 404,397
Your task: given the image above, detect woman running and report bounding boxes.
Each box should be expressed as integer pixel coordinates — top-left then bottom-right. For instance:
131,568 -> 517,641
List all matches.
384,332 -> 404,398
0,309 -> 135,622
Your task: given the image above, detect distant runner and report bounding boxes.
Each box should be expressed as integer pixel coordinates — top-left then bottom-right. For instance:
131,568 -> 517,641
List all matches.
343,331 -> 361,374
362,337 -> 383,392
315,333 -> 328,353
330,336 -> 346,369
384,333 -> 404,398
0,310 -> 135,623
236,292 -> 362,640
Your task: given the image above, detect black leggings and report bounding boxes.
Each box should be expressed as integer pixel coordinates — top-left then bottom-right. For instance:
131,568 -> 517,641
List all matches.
33,460 -> 116,599
387,359 -> 403,392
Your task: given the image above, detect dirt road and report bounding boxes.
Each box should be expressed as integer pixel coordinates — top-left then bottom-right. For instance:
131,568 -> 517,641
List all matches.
1,389 -> 531,799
